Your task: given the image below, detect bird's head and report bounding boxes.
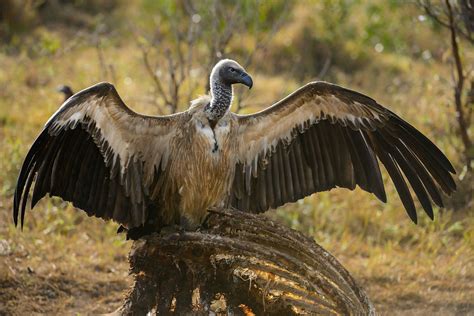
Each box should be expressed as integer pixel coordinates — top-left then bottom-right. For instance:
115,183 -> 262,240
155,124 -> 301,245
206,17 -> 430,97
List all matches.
56,85 -> 74,100
211,59 -> 253,89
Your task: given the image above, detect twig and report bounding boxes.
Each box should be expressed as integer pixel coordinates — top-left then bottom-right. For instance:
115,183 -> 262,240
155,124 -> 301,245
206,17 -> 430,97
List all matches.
244,1 -> 291,69
166,49 -> 179,113
420,0 -> 473,168
446,0 -> 472,167
109,64 -> 117,86
95,40 -> 109,81
420,0 -> 474,43
140,46 -> 172,108
235,2 -> 291,112
316,56 -> 332,80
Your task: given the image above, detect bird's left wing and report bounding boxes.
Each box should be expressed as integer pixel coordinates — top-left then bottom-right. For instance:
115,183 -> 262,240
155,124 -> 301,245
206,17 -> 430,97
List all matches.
230,82 -> 456,223
14,82 -> 183,229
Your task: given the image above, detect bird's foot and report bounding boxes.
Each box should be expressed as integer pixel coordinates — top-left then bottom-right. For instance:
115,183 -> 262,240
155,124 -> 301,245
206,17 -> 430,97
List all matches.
159,224 -> 183,236
179,215 -> 201,232
199,212 -> 214,230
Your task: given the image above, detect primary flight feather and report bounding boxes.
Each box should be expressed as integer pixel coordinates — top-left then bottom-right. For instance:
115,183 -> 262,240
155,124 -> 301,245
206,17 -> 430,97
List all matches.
14,59 -> 456,239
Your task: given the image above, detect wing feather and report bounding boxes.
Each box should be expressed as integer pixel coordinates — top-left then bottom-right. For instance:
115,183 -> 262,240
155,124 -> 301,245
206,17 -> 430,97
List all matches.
13,82 -> 181,229
231,81 -> 455,222
264,157 -> 275,208
289,143 -> 302,198
395,139 -> 444,207
370,134 -> 418,223
302,128 -> 320,189
271,150 -> 283,207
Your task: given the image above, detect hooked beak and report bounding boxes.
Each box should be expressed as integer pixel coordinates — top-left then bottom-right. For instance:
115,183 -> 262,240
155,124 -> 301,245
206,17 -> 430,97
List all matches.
240,72 -> 253,89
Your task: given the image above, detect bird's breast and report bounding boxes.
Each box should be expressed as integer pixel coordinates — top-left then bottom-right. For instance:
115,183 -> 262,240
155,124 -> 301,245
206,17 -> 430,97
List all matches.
194,117 -> 232,155
162,116 -> 237,226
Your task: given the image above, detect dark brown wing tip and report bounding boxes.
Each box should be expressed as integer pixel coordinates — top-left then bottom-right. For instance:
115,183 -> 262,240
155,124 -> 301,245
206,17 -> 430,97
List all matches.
13,130 -> 50,228
375,190 -> 387,203
12,82 -> 115,229
393,115 -> 456,175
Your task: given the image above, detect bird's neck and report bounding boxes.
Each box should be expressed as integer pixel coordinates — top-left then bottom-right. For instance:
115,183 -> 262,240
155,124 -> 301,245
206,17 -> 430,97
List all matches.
205,79 -> 232,124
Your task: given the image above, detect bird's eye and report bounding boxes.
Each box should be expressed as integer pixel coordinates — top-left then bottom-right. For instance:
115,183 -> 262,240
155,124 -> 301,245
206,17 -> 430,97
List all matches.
229,67 -> 235,73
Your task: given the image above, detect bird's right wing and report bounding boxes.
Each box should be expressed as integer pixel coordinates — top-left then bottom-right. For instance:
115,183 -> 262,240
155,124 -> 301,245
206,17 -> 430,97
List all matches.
14,82 -> 183,229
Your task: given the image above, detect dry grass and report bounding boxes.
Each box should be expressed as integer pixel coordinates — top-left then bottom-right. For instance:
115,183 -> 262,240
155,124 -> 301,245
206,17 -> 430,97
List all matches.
0,2 -> 473,314
0,199 -> 131,314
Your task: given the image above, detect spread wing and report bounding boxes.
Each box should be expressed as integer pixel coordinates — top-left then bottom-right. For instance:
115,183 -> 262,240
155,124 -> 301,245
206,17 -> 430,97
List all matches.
230,82 -> 456,223
14,82 -> 182,229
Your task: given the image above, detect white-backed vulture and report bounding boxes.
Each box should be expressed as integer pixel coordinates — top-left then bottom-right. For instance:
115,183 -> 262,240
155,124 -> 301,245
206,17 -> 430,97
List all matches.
14,59 -> 456,239
57,85 -> 74,102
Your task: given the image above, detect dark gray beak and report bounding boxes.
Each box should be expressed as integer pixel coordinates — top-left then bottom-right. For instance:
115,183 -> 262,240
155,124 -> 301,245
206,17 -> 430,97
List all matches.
240,73 -> 253,89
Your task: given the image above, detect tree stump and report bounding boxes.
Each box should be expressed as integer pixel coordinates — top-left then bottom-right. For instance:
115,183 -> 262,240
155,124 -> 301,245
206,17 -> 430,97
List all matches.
117,209 -> 375,315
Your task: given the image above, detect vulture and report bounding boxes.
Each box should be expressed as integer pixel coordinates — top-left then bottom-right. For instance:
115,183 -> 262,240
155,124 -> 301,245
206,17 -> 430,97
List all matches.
14,59 -> 456,239
57,85 -> 74,101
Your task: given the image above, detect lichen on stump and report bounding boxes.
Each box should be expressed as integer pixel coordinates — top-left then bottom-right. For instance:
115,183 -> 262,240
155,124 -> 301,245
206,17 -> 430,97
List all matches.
117,209 -> 375,315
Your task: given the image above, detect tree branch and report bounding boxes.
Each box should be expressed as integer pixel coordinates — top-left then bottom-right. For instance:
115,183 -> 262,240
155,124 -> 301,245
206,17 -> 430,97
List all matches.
420,0 -> 474,43
140,45 -> 172,109
446,0 -> 472,167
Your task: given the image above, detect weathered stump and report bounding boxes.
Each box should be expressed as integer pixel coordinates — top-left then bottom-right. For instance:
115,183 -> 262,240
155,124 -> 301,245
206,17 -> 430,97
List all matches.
117,209 -> 375,315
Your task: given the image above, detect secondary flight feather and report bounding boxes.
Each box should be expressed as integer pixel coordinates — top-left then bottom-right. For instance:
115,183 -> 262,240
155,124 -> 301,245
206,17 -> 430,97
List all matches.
14,59 -> 456,239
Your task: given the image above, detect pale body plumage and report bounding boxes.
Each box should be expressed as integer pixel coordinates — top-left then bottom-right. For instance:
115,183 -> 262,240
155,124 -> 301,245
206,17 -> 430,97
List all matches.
162,97 -> 239,226
14,59 -> 456,239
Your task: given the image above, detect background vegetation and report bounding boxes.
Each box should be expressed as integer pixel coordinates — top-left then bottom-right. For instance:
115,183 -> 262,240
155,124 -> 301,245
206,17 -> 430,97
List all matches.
0,0 -> 472,314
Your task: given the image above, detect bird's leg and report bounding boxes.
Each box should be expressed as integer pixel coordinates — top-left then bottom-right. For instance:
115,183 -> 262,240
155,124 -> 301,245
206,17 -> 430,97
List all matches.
159,224 -> 184,236
179,215 -> 200,231
199,212 -> 214,230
